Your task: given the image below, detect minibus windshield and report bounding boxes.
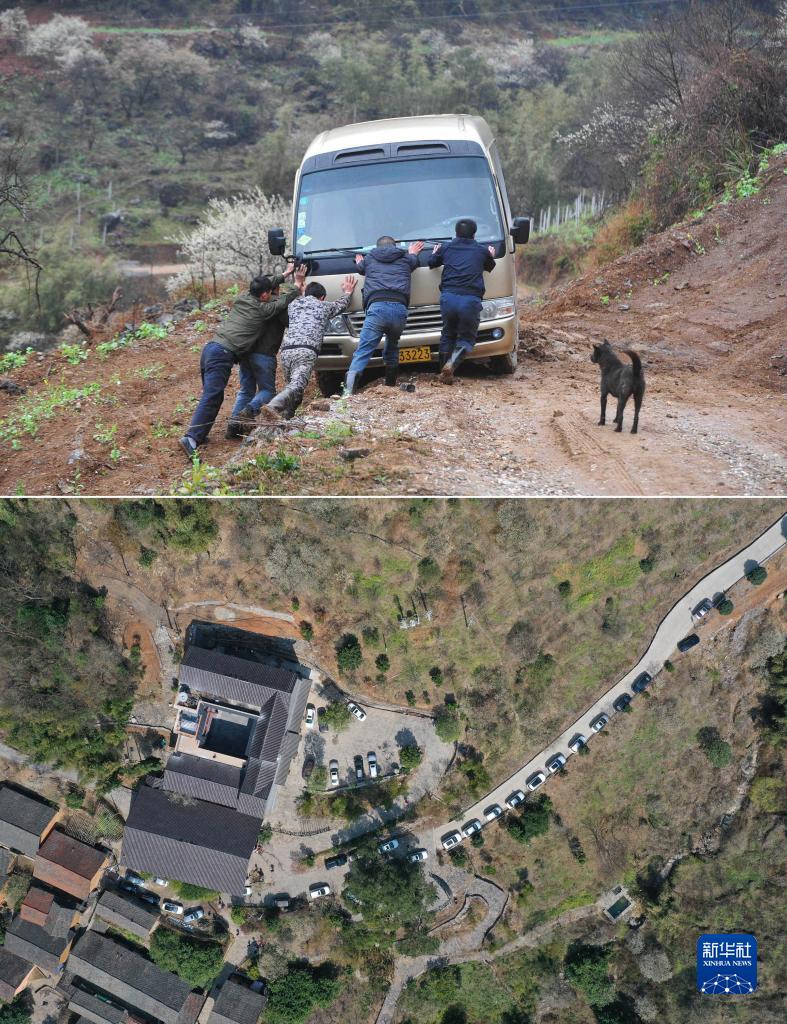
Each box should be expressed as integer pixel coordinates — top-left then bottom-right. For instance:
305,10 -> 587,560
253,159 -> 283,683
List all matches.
296,156 -> 504,256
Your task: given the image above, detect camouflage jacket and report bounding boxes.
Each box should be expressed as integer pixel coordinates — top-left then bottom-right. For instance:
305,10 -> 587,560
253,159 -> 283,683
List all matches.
280,293 -> 351,355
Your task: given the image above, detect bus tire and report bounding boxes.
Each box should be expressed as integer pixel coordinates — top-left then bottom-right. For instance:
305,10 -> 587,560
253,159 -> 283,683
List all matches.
489,350 -> 517,375
316,371 -> 346,398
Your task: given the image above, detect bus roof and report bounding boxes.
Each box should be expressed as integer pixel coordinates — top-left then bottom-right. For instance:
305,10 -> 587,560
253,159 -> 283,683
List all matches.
302,115 -> 494,161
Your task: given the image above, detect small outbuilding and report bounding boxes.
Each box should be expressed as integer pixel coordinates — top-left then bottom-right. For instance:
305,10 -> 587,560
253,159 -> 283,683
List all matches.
33,831 -> 108,901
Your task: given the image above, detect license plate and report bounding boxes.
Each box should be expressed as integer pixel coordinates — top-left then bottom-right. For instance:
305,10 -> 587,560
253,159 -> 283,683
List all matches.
399,346 -> 432,363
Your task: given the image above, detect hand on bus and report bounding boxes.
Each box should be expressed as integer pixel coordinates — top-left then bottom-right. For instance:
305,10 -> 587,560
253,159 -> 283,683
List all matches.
283,260 -> 296,278
341,275 -> 357,294
488,245 -> 496,257
432,243 -> 442,254
408,240 -> 425,255
354,253 -> 364,265
294,262 -> 308,283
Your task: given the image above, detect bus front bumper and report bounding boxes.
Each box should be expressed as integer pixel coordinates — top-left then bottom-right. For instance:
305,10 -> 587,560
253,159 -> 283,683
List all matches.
315,314 -> 517,371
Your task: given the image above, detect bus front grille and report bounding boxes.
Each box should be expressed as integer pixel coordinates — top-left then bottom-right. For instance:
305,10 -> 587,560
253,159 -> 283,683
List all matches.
347,305 -> 443,337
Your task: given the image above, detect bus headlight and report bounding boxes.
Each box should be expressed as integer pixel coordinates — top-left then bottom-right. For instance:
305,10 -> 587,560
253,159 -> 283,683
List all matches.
327,315 -> 350,336
480,296 -> 515,321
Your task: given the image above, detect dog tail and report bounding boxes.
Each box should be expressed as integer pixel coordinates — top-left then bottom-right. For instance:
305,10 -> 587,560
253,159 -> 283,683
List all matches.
624,349 -> 643,378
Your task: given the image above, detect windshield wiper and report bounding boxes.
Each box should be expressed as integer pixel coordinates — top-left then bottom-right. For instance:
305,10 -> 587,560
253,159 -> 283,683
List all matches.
302,246 -> 364,256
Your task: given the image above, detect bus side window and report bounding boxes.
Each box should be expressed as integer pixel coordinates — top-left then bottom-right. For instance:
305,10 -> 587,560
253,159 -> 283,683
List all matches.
489,143 -> 513,230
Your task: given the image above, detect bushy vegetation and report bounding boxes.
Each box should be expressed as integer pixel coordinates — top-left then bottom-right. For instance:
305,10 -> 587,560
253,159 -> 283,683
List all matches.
341,848 -> 435,950
335,633 -> 362,674
170,881 -> 219,902
564,945 -> 616,1008
321,700 -> 352,731
507,795 -> 552,844
264,963 -> 342,1024
149,927 -> 224,990
0,502 -> 137,783
0,997 -> 31,1024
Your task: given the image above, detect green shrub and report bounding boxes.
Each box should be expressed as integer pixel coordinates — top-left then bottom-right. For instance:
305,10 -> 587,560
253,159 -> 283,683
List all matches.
399,745 -> 423,772
557,580 -> 572,597
65,788 -> 85,809
336,633 -> 362,673
507,795 -> 552,844
639,556 -> 655,573
0,996 -> 32,1024
265,965 -> 341,1024
696,726 -> 732,767
434,704 -> 461,742
746,566 -> 767,585
429,666 -> 443,686
322,700 -> 352,731
375,653 -> 390,672
664,659 -> 674,672
564,945 -> 616,1007
149,927 -> 224,989
417,557 -> 441,587
258,822 -> 273,844
362,625 -> 380,646
717,598 -> 734,615
138,547 -> 158,567
171,881 -> 219,902
405,689 -> 416,706
299,621 -> 313,641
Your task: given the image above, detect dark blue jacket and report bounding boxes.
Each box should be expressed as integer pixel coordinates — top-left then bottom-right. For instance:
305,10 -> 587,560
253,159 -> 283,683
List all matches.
355,245 -> 419,310
428,237 -> 495,298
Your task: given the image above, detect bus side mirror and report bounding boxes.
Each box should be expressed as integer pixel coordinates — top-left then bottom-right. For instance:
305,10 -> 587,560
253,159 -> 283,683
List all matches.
510,217 -> 531,245
268,228 -> 286,256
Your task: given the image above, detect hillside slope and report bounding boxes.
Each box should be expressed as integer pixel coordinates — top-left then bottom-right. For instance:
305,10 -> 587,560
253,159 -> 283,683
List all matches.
0,156 -> 784,497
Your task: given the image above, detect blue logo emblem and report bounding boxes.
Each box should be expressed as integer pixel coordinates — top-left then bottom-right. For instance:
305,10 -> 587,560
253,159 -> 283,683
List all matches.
697,934 -> 757,994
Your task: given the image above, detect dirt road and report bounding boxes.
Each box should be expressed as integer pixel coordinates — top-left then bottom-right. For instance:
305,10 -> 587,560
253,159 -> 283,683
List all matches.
1,154 -> 784,496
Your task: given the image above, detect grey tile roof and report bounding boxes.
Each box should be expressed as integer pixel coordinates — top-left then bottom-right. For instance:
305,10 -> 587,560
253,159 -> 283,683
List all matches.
0,787 -> 58,858
0,948 -> 34,1001
274,731 -> 301,785
0,848 -> 11,887
180,648 -> 297,709
94,890 -> 159,939
67,932 -> 199,1024
68,988 -> 128,1024
208,979 -> 267,1024
163,755 -> 241,809
5,915 -> 72,973
121,786 -> 259,895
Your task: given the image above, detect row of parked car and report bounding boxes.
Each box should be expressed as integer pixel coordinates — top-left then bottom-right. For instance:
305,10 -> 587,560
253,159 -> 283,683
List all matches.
122,872 -> 206,923
440,621 -> 710,851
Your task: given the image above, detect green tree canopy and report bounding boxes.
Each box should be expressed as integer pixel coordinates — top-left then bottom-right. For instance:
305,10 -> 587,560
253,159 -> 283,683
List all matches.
564,945 -> 616,1007
149,928 -> 224,990
264,964 -> 341,1024
507,796 -> 552,844
342,849 -> 436,946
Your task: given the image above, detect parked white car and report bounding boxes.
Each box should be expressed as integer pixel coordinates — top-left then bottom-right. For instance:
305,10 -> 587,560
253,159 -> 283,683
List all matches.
484,804 -> 503,821
442,831 -> 462,849
505,789 -> 525,809
692,598 -> 714,622
153,877 -> 169,887
546,753 -> 566,773
526,771 -> 546,791
305,704 -> 316,729
408,849 -> 429,862
347,701 -> 367,721
590,714 -> 609,732
568,734 -> 586,753
309,883 -> 331,900
162,901 -> 183,915
329,759 -> 339,787
183,907 -> 204,924
379,838 -> 399,854
367,751 -> 378,778
461,818 -> 482,838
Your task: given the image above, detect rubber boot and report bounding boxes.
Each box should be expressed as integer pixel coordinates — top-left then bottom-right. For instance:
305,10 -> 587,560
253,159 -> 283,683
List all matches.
343,371 -> 360,396
384,365 -> 398,387
439,347 -> 466,385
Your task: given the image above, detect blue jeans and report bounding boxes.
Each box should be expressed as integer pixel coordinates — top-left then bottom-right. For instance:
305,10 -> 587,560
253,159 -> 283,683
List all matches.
439,292 -> 482,358
186,341 -> 236,445
348,300 -> 409,374
231,352 -> 277,416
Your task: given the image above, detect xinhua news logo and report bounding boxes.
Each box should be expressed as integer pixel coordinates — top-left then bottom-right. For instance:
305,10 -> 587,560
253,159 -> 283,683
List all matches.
697,934 -> 757,994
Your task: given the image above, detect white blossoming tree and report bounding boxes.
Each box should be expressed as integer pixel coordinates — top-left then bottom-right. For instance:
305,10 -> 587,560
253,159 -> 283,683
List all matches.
168,188 -> 292,297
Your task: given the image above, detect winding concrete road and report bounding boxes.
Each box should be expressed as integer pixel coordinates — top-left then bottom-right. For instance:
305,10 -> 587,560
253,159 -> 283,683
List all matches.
435,512 -> 787,843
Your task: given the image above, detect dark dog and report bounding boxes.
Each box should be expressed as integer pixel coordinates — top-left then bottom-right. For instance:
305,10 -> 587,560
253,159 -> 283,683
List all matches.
590,339 -> 645,434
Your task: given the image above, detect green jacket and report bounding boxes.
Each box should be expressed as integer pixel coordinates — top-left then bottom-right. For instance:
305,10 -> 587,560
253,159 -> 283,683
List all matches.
214,276 -> 299,357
